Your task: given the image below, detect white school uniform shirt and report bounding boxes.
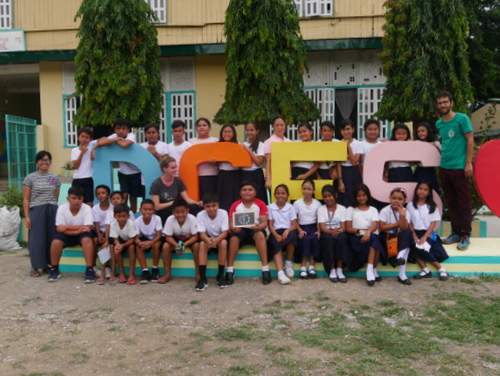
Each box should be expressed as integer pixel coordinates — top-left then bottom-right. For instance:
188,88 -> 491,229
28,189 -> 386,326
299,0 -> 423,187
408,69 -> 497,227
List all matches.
188,137 -> 219,176
317,204 -> 347,230
140,140 -> 170,184
55,203 -> 93,227
197,209 -> 229,238
379,205 -> 412,226
407,203 -> 441,231
71,140 -> 97,179
268,202 -> 297,230
92,203 -> 113,232
110,219 -> 137,241
293,198 -> 321,225
318,139 -> 341,171
345,206 -> 379,230
163,213 -> 198,237
168,140 -> 192,176
134,214 -> 163,240
342,139 -> 364,167
242,141 -> 265,171
107,133 -> 140,174
360,139 -> 381,165
105,208 -> 135,225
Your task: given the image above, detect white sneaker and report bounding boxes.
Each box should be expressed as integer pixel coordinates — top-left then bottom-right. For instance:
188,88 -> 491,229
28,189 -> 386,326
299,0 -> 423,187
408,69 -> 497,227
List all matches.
284,265 -> 295,278
278,274 -> 291,285
93,266 -> 101,278
104,267 -> 111,279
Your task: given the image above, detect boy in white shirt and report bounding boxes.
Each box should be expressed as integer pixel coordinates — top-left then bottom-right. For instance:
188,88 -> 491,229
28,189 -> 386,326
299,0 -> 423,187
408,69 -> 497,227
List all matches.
193,193 -> 229,291
48,186 -> 94,283
109,204 -> 138,285
168,120 -> 191,176
160,199 -> 199,284
71,127 -> 97,206
134,199 -> 163,284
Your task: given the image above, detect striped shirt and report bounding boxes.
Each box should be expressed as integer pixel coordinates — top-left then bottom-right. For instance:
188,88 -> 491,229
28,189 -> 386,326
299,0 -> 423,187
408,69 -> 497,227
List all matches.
23,171 -> 61,208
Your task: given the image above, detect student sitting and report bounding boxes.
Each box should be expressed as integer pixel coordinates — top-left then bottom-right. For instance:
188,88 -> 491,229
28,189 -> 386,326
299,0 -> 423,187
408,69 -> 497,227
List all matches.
48,186 -> 94,283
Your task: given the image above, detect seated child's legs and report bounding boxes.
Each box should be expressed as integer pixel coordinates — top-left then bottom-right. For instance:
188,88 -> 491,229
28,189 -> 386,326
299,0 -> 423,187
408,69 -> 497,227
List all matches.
228,234 -> 242,267
136,246 -> 148,269
126,244 -> 136,281
50,238 -> 66,266
191,242 -> 200,281
80,235 -> 95,267
253,230 -> 268,265
217,239 -> 228,266
161,242 -> 174,277
152,241 -> 161,267
199,241 -> 209,266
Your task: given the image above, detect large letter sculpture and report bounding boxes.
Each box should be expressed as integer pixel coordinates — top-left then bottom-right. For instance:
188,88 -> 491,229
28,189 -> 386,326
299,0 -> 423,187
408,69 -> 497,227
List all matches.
93,143 -> 160,201
179,143 -> 252,201
271,142 -> 347,201
473,140 -> 500,218
363,141 -> 442,211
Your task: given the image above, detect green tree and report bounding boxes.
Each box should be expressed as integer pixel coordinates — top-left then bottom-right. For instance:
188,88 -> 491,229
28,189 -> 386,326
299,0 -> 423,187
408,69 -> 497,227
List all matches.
376,0 -> 473,125
464,0 -> 500,102
214,0 -> 320,131
73,0 -> 163,127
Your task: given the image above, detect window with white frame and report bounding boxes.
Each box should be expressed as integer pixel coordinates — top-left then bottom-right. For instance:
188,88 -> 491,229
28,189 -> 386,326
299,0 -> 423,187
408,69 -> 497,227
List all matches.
294,0 -> 333,18
145,0 -> 167,24
0,0 -> 12,29
357,87 -> 389,140
64,95 -> 82,147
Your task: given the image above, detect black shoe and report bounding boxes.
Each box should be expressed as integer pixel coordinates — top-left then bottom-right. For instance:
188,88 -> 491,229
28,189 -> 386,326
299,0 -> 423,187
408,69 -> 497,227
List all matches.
338,277 -> 347,283
396,258 -> 406,266
226,272 -> 234,285
308,269 -> 318,279
299,271 -> 308,280
150,268 -> 160,282
139,270 -> 151,284
195,279 -> 208,291
414,271 -> 432,280
217,274 -> 227,288
329,276 -> 338,283
262,271 -> 272,285
375,276 -> 382,282
367,279 -> 375,286
84,269 -> 95,284
398,277 -> 412,285
439,271 -> 449,281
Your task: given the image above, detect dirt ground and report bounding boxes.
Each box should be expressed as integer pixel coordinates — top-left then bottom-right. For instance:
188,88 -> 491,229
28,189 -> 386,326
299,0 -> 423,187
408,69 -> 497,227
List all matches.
1,248 -> 499,376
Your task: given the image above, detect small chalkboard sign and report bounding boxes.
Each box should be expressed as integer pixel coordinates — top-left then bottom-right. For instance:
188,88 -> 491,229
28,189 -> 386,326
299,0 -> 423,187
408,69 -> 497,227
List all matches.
232,211 -> 257,228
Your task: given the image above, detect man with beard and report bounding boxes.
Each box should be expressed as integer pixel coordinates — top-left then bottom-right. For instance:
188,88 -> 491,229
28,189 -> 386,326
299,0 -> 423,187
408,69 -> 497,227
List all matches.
435,91 -> 474,251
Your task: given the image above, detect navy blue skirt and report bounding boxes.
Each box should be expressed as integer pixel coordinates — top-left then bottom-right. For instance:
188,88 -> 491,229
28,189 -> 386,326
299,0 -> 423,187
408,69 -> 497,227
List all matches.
347,233 -> 385,272
268,229 -> 298,258
240,168 -> 268,204
380,228 -> 415,267
216,170 -> 241,212
320,232 -> 349,272
337,166 -> 362,208
317,169 -> 330,179
414,166 -> 440,194
412,230 -> 449,263
296,223 -> 320,261
199,175 -> 218,201
388,166 -> 413,183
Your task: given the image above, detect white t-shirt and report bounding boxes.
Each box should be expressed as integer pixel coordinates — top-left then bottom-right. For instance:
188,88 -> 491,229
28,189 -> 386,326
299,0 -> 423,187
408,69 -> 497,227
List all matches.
317,204 -> 347,230
168,140 -> 192,176
379,205 -> 412,226
197,209 -> 229,237
318,139 -> 340,170
163,213 -> 198,237
407,203 -> 441,231
188,137 -> 219,176
293,198 -> 321,225
110,219 -> 137,241
342,139 -> 364,167
55,202 -> 93,227
134,214 -> 163,240
108,133 -> 140,174
346,206 -> 379,230
388,161 -> 410,168
268,202 -> 297,230
360,139 -> 381,165
92,203 -> 113,232
242,141 -> 265,171
71,140 -> 97,179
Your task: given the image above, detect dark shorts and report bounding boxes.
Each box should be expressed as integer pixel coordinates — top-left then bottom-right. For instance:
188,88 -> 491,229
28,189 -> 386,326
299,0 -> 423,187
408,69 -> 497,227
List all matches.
137,235 -> 164,251
230,228 -> 266,245
53,232 -> 93,247
118,172 -> 143,197
72,177 -> 94,203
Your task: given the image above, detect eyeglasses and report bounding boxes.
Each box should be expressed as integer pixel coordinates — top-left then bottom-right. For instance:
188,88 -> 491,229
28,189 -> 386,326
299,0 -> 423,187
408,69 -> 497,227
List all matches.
39,159 -> 51,162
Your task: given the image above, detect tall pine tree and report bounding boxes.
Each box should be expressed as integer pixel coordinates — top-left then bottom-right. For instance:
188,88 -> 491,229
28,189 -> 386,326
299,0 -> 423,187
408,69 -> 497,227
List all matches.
214,0 -> 319,131
377,0 -> 473,125
73,0 -> 163,127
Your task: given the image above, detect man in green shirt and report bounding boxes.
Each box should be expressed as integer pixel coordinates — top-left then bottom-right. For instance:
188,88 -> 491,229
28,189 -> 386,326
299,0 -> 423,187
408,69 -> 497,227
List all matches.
435,91 -> 474,251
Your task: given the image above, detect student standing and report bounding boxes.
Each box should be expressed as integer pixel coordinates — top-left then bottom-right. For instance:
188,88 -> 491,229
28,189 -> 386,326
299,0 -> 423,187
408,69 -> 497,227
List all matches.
291,122 -> 320,180
387,123 -> 413,183
71,127 -> 97,206
241,121 -> 267,204
264,115 -> 291,190
216,124 -> 241,211
413,122 -> 441,193
168,120 -> 192,176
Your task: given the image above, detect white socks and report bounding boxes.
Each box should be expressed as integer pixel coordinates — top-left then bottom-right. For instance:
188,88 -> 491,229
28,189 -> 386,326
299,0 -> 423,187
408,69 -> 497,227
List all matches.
336,268 -> 345,279
329,269 -> 337,279
398,265 -> 407,280
262,265 -> 270,272
366,263 -> 375,281
227,266 -> 234,273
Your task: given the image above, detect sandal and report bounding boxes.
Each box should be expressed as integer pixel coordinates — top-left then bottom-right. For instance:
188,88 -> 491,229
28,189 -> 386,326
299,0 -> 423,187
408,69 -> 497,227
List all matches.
109,277 -> 118,285
117,276 -> 127,283
96,278 -> 106,285
30,268 -> 41,278
126,278 -> 138,285
158,275 -> 172,284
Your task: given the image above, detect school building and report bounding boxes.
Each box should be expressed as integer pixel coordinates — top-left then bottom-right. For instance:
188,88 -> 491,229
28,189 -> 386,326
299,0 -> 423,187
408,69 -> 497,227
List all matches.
0,0 -> 388,186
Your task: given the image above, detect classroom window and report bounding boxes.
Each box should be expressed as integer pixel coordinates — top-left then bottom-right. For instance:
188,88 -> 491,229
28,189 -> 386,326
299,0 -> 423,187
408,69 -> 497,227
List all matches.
358,87 -> 389,140
294,0 -> 333,18
0,0 -> 12,29
145,0 -> 167,24
63,95 -> 82,147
